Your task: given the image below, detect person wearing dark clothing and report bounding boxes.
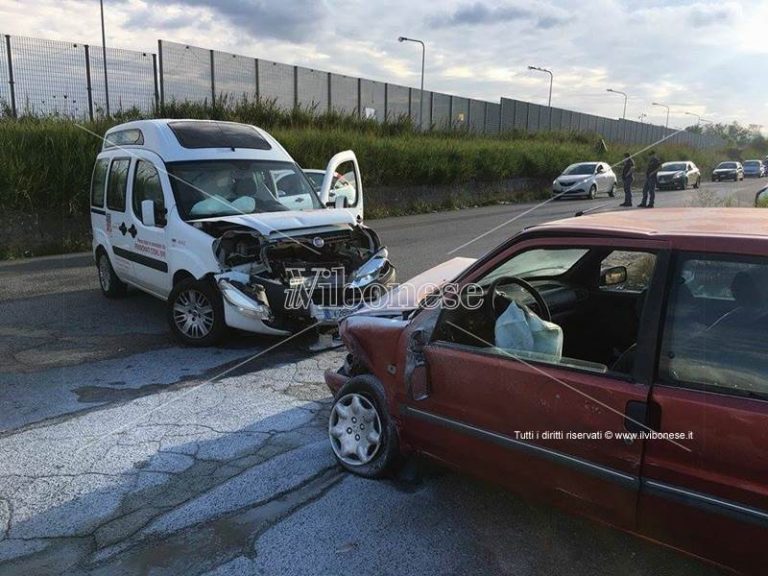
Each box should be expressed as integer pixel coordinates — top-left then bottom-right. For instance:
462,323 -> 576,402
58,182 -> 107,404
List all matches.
620,152 -> 634,206
641,151 -> 661,208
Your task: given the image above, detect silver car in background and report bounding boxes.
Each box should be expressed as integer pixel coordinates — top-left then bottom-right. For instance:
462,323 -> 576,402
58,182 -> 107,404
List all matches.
656,161 -> 701,190
552,161 -> 616,199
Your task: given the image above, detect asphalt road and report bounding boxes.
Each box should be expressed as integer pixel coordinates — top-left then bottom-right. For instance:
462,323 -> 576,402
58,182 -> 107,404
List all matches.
0,178 -> 760,575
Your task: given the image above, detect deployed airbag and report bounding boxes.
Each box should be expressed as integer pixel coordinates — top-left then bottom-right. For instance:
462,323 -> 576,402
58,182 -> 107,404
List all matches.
495,301 -> 563,360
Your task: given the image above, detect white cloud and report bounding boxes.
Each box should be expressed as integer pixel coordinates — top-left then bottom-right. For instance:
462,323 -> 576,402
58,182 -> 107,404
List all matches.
0,0 -> 765,129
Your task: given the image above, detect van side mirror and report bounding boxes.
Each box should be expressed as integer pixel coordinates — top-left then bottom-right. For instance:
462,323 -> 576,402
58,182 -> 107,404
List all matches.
334,195 -> 347,209
601,265 -> 628,287
596,165 -> 604,173
141,200 -> 156,227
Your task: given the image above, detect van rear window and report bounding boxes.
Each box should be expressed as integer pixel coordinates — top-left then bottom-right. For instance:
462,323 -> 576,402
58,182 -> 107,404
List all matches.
103,129 -> 144,149
168,121 -> 272,150
91,159 -> 109,208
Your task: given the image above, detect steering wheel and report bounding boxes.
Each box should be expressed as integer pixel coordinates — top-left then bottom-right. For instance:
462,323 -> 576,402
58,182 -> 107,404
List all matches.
487,276 -> 551,323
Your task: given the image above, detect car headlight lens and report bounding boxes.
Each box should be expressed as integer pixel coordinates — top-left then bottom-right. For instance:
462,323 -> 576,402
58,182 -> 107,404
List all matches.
349,248 -> 390,288
218,279 -> 273,321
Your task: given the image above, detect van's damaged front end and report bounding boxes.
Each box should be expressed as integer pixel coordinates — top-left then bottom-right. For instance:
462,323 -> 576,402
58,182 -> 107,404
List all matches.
203,220 -> 396,335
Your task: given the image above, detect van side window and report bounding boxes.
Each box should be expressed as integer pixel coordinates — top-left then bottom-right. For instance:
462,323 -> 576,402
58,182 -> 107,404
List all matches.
659,255 -> 768,399
106,159 -> 131,212
132,161 -> 165,222
90,159 -> 109,208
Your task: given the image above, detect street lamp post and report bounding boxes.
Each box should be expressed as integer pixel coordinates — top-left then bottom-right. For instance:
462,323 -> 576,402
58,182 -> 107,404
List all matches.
652,102 -> 670,129
606,88 -> 627,119
100,0 -> 110,117
528,65 -> 553,129
684,111 -> 702,126
398,36 -> 425,130
607,88 -> 628,142
527,65 -> 553,107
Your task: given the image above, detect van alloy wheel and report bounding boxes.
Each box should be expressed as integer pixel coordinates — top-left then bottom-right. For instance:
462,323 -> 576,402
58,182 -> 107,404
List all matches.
96,251 -> 127,298
173,289 -> 215,339
329,393 -> 382,466
98,256 -> 111,292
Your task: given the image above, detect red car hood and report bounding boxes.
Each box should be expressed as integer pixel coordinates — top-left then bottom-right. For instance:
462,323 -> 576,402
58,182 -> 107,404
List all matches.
357,257 -> 476,314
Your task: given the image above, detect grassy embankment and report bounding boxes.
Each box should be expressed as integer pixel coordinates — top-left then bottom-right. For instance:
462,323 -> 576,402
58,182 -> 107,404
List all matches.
0,99 -> 727,258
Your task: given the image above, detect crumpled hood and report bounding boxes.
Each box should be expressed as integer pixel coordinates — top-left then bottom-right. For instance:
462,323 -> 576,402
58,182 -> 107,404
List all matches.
353,257 -> 476,315
190,209 -> 356,236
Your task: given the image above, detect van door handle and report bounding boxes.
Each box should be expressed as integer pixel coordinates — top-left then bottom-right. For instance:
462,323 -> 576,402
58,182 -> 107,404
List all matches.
128,224 -> 137,238
118,222 -> 127,236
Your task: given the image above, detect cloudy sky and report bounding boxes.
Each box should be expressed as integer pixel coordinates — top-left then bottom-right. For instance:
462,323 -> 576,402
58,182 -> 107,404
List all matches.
2,0 -> 766,129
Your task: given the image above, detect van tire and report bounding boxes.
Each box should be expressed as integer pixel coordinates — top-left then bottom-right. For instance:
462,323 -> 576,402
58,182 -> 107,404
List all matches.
167,277 -> 226,346
97,250 -> 127,298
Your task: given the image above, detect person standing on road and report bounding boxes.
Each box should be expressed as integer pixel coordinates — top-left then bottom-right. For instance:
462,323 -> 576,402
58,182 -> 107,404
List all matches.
640,150 -> 661,208
620,152 -> 635,207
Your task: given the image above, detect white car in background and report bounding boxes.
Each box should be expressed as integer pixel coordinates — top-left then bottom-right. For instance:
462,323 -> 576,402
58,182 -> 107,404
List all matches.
552,161 -> 616,199
304,168 -> 358,207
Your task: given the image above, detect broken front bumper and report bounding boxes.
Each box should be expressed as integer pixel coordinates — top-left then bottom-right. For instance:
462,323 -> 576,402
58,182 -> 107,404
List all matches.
214,250 -> 396,334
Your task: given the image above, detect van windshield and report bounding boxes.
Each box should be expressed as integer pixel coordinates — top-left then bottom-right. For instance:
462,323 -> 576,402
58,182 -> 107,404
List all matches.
167,160 -> 323,220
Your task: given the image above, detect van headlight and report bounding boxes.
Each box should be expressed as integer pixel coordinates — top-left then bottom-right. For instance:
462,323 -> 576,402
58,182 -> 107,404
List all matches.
218,279 -> 273,321
349,248 -> 390,288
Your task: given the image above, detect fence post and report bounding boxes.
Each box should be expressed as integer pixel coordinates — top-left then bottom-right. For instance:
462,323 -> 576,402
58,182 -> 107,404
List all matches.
293,66 -> 298,110
151,53 -> 159,112
157,40 -> 164,108
84,44 -> 94,121
327,72 -> 332,114
483,102 -> 488,135
407,87 -> 411,121
384,83 -> 389,122
4,35 -> 16,117
254,59 -> 260,100
209,49 -> 215,107
356,77 -> 361,118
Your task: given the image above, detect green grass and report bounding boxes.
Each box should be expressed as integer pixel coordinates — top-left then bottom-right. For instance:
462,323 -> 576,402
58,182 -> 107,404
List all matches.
0,98 -> 730,227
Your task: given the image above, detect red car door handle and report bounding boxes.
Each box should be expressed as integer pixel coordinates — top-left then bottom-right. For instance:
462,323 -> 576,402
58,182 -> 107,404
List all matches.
624,400 -> 661,434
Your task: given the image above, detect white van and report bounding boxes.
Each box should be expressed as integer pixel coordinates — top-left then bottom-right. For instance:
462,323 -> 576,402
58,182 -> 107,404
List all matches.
90,119 -> 395,345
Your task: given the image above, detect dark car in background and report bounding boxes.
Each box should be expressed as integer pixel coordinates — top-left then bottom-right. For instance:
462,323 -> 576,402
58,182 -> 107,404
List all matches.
711,161 -> 744,182
743,159 -> 766,178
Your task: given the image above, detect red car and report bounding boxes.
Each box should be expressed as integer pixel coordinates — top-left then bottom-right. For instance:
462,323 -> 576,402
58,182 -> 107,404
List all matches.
326,208 -> 768,575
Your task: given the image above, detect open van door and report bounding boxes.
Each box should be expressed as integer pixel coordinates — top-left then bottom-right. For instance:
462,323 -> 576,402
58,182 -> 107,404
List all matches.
319,150 -> 364,223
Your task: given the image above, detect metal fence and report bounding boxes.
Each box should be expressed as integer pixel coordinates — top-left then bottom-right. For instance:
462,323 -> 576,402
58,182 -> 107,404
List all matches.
0,33 -> 157,119
497,97 -> 721,149
0,33 -> 725,150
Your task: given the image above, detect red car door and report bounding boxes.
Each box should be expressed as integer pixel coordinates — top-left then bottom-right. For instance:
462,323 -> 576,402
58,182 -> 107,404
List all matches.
638,251 -> 768,574
401,236 -> 670,531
